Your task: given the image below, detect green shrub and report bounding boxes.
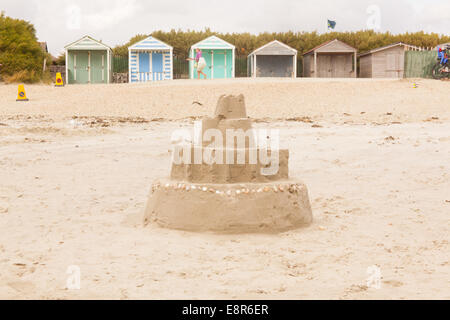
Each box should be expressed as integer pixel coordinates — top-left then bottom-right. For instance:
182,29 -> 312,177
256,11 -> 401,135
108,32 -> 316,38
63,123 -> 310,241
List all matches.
0,12 -> 46,82
113,29 -> 450,60
52,52 -> 66,66
41,70 -> 53,84
4,70 -> 40,83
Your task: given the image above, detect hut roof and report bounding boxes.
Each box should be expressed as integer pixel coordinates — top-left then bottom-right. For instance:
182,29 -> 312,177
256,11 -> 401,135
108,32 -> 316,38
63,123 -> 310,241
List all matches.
436,42 -> 450,49
128,36 -> 172,51
303,39 -> 356,55
249,40 -> 297,56
65,35 -> 112,51
191,36 -> 235,50
358,42 -> 421,57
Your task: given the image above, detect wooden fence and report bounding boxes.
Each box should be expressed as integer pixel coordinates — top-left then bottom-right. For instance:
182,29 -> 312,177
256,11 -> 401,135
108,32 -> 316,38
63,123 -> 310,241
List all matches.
404,51 -> 437,78
113,56 -> 128,73
49,65 -> 66,80
57,51 -> 441,80
173,56 -> 189,79
113,55 -> 304,78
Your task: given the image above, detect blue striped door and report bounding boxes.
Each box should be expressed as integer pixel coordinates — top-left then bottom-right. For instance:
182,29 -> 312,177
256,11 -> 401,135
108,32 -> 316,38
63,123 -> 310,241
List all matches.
152,52 -> 163,80
139,53 -> 150,73
152,52 -> 163,73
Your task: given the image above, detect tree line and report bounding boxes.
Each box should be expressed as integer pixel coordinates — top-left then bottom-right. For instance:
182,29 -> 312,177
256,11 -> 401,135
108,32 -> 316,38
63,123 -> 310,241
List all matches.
113,28 -> 450,58
0,12 -> 51,83
1,10 -> 449,82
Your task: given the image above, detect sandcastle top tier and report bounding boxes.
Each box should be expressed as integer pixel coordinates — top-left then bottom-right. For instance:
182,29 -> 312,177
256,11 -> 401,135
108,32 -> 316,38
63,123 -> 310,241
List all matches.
171,94 -> 289,183
214,94 -> 247,119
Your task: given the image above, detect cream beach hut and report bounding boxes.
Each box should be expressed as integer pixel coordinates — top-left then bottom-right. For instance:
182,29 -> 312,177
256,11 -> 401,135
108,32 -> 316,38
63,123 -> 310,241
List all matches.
247,40 -> 297,78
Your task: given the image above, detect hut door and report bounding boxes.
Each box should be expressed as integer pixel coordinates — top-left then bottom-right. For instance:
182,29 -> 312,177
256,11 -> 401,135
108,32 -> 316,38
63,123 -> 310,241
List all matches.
152,52 -> 163,81
386,53 -> 400,78
317,55 -> 331,77
212,50 -> 226,79
139,53 -> 150,81
333,55 -> 346,77
74,51 -> 89,84
91,51 -> 106,83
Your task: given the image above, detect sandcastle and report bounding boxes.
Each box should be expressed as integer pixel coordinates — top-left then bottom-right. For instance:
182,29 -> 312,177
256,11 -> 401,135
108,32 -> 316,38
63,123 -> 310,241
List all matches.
144,94 -> 312,233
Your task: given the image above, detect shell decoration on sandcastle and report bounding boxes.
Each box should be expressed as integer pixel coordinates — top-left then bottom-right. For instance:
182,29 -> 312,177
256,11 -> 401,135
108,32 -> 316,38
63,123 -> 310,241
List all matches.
144,94 -> 313,233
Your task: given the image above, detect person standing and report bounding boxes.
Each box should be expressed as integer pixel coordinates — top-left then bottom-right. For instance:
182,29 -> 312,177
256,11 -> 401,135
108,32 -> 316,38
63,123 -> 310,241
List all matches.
187,48 -> 207,79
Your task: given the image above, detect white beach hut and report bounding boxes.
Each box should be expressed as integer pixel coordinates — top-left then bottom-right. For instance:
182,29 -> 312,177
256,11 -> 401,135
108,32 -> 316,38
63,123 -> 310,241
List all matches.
247,40 -> 297,78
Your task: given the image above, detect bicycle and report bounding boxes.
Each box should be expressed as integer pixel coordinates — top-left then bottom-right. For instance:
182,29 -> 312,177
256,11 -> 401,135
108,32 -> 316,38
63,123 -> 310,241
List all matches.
432,45 -> 450,79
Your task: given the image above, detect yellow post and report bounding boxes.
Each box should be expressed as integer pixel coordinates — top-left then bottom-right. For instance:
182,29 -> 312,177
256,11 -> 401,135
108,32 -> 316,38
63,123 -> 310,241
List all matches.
55,72 -> 64,87
16,84 -> 29,101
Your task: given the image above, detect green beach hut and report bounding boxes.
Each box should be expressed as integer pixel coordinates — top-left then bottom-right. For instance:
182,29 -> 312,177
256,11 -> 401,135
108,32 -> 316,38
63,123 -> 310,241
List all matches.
65,35 -> 112,84
189,36 -> 235,79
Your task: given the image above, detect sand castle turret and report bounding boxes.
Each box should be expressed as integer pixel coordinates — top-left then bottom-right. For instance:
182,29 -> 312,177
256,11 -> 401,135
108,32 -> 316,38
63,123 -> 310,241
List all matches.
144,94 -> 312,233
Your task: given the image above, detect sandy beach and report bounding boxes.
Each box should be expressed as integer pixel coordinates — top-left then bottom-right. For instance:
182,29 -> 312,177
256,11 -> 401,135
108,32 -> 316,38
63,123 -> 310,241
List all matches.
0,78 -> 449,299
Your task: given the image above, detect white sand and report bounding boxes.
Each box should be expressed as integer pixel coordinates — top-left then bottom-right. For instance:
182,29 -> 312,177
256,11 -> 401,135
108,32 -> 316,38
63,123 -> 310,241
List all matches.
0,78 -> 449,299
1,78 -> 449,123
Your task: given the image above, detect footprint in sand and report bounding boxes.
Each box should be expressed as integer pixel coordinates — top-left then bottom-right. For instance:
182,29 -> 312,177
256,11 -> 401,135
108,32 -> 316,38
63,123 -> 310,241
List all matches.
7,281 -> 36,293
345,284 -> 368,294
383,280 -> 403,287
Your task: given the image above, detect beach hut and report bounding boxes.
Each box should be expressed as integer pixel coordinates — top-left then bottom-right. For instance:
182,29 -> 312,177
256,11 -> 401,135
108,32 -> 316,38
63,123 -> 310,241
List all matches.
247,40 -> 297,78
359,42 -> 421,78
303,39 -> 357,78
189,36 -> 235,79
128,36 -> 173,82
436,42 -> 450,49
64,35 -> 112,84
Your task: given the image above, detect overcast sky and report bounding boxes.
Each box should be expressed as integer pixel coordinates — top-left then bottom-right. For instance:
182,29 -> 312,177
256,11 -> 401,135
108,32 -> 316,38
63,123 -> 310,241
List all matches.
2,0 -> 449,55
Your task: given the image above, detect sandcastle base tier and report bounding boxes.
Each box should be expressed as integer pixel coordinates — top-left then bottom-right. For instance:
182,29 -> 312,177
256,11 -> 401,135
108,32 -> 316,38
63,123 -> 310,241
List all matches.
144,180 -> 313,233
